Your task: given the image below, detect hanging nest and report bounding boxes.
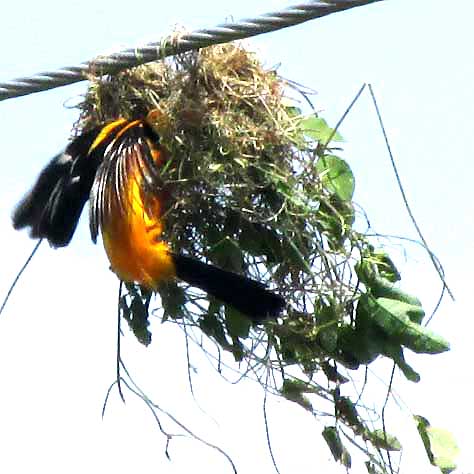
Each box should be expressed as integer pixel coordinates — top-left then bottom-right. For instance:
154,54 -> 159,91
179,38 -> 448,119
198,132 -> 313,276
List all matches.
77,42 -> 450,472
78,42 -> 357,344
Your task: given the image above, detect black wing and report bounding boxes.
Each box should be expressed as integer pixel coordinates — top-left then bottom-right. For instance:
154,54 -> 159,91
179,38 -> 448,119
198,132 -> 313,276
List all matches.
12,127 -> 102,247
89,121 -> 163,243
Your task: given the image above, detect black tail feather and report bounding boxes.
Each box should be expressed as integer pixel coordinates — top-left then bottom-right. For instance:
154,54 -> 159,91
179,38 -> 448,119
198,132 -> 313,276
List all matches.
173,253 -> 285,322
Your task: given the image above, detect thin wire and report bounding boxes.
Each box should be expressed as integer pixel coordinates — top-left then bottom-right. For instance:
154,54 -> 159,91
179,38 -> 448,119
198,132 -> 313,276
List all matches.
263,367 -> 282,474
367,84 -> 455,301
0,1 -> 383,102
116,281 -> 126,403
0,240 -> 42,317
322,83 -> 366,148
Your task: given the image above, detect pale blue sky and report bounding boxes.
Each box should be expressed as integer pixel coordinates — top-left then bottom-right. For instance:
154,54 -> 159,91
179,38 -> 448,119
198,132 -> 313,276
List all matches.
0,1 -> 472,473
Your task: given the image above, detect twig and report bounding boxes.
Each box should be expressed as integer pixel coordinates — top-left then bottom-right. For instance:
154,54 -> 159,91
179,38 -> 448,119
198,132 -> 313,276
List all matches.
322,83 -> 367,148
381,364 -> 396,474
368,84 -> 454,301
119,361 -> 238,473
116,281 -> 126,402
263,367 -> 282,474
0,239 -> 42,317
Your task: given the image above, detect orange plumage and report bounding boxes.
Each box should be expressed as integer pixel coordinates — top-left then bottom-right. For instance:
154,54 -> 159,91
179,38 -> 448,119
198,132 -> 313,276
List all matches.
13,114 -> 285,321
100,129 -> 175,288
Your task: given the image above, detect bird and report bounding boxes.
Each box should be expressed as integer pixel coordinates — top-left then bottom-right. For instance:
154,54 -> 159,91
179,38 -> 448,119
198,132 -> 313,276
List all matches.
12,113 -> 285,322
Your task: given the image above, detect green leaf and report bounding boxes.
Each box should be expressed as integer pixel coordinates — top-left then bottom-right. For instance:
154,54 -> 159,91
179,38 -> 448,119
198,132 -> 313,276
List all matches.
229,337 -> 245,362
321,361 -> 349,384
339,305 -> 384,367
233,157 -> 248,168
355,295 -> 420,381
367,429 -> 402,451
336,332 -> 371,368
316,198 -> 355,250
160,281 -> 186,320
316,324 -> 339,354
121,294 -> 152,346
224,305 -> 251,339
382,343 -> 420,382
415,416 -> 459,474
322,426 -> 351,468
373,298 -> 449,354
366,296 -> 450,354
199,311 -> 229,349
316,155 -> 355,201
238,221 -> 282,263
281,379 -> 313,412
371,251 -> 401,283
285,105 -> 303,117
356,257 -> 425,322
281,97 -> 301,116
335,395 -> 361,428
238,220 -> 265,257
208,162 -> 224,172
274,177 -> 310,210
405,304 -> 426,325
209,237 -> 243,273
365,461 -> 384,474
375,285 -> 424,322
300,116 -> 344,143
370,279 -> 423,315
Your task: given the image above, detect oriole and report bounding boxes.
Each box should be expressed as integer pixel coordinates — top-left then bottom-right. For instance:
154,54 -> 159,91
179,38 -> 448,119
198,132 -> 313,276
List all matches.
13,115 -> 285,321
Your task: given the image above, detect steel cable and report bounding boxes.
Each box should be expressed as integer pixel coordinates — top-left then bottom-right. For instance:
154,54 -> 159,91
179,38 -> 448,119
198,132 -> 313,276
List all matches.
0,0 -> 383,102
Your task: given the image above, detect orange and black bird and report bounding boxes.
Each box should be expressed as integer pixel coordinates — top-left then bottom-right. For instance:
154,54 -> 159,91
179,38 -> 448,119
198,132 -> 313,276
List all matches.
12,115 -> 285,322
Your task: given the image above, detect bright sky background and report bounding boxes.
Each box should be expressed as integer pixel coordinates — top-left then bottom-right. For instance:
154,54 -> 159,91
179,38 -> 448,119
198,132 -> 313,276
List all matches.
0,1 -> 472,473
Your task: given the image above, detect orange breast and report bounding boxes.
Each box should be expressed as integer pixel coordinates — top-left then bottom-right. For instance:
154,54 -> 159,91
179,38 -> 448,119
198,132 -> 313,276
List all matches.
101,144 -> 175,289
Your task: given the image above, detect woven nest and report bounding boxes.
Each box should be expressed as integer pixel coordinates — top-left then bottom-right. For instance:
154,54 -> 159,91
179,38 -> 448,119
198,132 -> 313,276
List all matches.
75,42 -> 451,473
77,42 -> 360,364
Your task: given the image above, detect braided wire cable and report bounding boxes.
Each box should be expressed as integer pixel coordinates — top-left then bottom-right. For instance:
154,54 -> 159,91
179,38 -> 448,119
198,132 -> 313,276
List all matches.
0,0 -> 382,102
